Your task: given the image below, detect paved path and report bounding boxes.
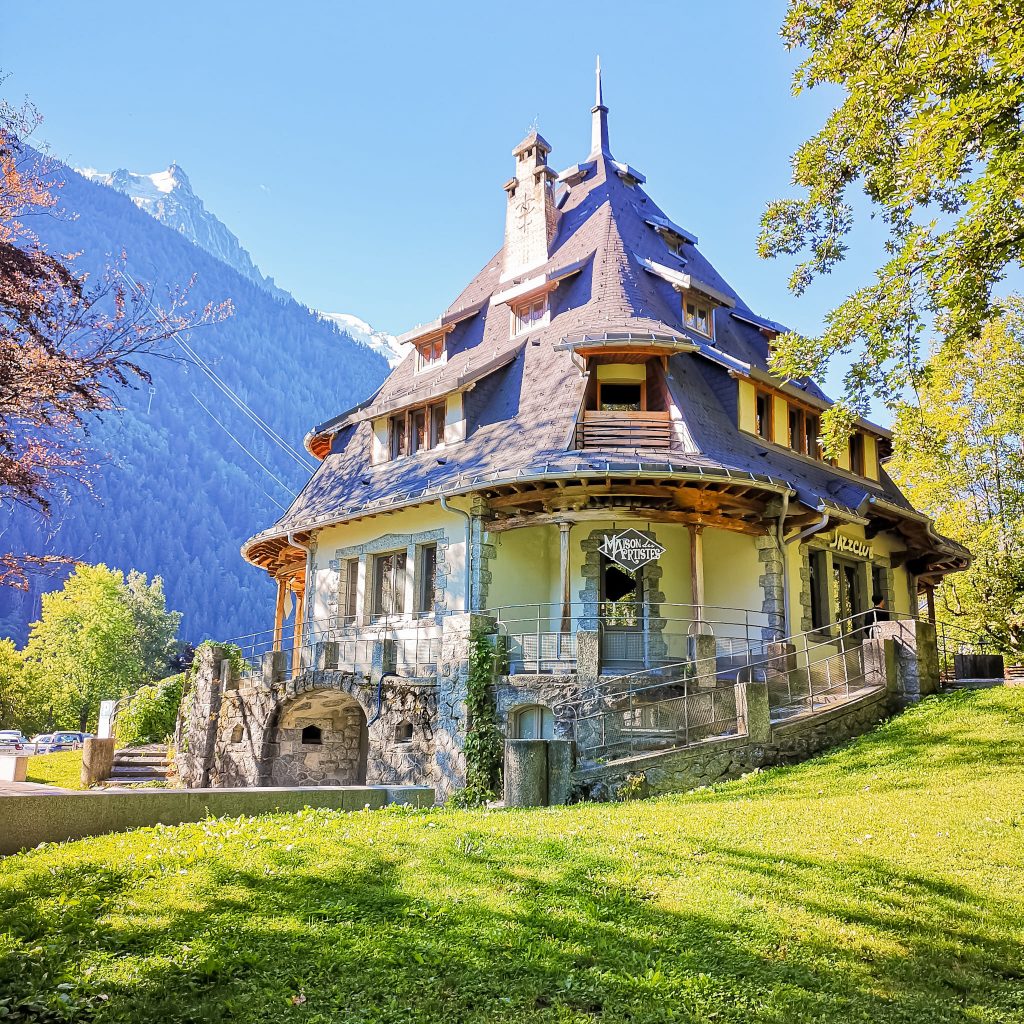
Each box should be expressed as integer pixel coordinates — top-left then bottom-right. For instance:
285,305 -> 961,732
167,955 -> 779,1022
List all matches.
0,780 -> 72,797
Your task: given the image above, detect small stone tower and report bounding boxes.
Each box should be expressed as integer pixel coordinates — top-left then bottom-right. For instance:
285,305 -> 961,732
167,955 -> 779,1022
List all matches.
501,130 -> 559,281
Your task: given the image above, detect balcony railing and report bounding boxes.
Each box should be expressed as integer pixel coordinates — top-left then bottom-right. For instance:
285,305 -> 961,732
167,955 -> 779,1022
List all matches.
575,409 -> 672,449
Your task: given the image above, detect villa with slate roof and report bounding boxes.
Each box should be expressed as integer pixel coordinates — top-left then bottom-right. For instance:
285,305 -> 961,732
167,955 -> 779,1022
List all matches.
199,65 -> 968,799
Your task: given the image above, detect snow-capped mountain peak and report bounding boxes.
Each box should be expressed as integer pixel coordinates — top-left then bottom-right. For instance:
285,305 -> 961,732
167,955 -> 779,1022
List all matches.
318,312 -> 407,367
77,162 -> 290,301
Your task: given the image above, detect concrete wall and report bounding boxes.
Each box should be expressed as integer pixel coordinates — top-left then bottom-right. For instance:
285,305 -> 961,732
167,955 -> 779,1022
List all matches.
0,786 -> 434,857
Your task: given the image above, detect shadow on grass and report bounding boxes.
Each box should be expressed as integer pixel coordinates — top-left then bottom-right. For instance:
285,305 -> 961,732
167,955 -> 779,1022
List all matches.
1,822 -> 1021,1023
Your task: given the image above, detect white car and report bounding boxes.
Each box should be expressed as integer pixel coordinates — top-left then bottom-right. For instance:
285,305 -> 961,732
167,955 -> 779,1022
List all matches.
0,730 -> 27,753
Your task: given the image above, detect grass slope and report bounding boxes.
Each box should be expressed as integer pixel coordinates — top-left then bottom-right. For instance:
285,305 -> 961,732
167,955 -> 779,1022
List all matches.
24,751 -> 84,791
1,690 -> 1022,1023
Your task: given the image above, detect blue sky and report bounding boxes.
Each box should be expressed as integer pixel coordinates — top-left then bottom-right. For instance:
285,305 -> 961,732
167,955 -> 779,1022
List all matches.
7,1 -> 896,399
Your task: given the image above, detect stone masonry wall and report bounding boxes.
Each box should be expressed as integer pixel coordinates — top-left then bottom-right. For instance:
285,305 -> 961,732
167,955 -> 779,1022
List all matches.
574,686 -> 890,801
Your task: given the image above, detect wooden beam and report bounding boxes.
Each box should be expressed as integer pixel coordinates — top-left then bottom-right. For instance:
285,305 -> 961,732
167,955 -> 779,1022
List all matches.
273,577 -> 287,653
559,521 -> 572,633
689,524 -> 705,625
487,507 -> 765,535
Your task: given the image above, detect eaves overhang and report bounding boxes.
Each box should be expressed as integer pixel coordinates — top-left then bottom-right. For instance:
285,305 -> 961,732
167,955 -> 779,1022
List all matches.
242,460 -> 801,566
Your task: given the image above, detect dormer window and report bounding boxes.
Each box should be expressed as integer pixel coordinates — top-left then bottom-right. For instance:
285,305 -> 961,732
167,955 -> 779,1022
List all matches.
512,295 -> 548,335
683,297 -> 712,339
416,335 -> 445,372
388,400 -> 447,459
755,390 -> 773,441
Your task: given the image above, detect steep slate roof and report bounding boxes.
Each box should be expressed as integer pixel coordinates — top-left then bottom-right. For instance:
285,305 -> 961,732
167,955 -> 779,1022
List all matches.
245,89 -> 966,571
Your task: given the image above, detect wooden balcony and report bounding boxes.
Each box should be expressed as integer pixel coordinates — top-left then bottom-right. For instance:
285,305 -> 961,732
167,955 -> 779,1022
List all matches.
575,410 -> 672,450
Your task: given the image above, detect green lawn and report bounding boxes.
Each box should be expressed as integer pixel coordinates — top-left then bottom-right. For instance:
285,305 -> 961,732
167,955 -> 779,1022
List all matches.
24,750 -> 84,790
1,690 -> 1022,1023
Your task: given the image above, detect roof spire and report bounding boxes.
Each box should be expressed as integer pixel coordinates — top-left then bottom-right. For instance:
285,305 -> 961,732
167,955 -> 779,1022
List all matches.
590,55 -> 611,159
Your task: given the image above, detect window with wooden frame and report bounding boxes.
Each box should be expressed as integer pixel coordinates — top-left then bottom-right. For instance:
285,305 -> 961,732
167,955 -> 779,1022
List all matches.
415,335 -> 445,372
416,543 -> 437,615
372,550 -> 407,617
338,556 -> 359,624
788,405 -> 805,453
683,295 -> 712,338
849,431 -> 865,476
512,294 -> 548,335
754,389 -> 773,441
388,400 -> 447,460
804,412 -> 822,460
598,379 -> 646,412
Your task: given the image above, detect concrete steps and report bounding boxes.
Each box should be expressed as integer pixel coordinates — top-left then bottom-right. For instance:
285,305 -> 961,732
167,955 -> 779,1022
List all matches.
104,745 -> 172,787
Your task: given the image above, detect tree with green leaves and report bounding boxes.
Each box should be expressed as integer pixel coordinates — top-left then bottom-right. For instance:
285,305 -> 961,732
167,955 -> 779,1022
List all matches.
889,298 -> 1024,652
759,1 -> 1024,454
0,638 -> 27,729
20,564 -> 181,731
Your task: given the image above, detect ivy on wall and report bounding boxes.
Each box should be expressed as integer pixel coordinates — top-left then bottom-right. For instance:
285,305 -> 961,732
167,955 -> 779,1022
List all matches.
454,631 -> 504,807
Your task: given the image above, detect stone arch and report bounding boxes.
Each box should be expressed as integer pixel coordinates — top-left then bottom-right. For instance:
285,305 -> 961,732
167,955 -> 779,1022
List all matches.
264,688 -> 368,787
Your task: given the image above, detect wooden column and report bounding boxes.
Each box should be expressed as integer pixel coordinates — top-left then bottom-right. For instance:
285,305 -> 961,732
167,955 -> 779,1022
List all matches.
558,521 -> 572,633
273,577 -> 287,652
925,583 -> 936,624
689,524 -> 705,626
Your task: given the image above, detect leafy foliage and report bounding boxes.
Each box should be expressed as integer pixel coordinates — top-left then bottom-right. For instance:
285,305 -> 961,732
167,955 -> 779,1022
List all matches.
889,299 -> 1024,652
116,673 -> 183,746
0,637 -> 26,727
19,563 -> 180,732
453,632 -> 503,807
759,1 -> 1024,453
0,689 -> 1022,1021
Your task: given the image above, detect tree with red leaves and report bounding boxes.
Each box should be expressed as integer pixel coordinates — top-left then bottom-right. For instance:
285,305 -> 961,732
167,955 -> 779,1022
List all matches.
0,91 -> 231,589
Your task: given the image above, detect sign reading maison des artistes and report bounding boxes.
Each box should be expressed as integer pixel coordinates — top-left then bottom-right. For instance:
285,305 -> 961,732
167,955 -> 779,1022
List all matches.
598,529 -> 666,573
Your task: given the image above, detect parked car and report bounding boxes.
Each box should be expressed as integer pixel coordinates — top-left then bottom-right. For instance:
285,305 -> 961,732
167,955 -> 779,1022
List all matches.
29,733 -> 53,753
36,731 -> 92,753
0,730 -> 27,752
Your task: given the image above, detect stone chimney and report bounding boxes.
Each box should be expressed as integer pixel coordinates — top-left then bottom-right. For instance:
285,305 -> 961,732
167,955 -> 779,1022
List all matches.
501,130 -> 559,281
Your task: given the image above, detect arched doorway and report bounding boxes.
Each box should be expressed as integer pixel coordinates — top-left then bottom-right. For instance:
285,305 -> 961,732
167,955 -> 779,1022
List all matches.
511,704 -> 554,739
266,689 -> 368,786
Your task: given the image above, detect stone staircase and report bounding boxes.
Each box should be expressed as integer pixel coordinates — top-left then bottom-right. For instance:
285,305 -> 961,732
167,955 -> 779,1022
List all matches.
105,745 -> 172,787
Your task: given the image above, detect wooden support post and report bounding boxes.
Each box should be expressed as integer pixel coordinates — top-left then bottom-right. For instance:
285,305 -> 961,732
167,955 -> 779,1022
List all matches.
689,524 -> 705,626
273,577 -> 287,653
925,583 -> 936,624
559,521 -> 572,634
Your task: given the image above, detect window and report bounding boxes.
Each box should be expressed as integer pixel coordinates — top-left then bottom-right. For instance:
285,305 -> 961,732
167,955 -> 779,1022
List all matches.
789,406 -> 805,453
339,557 -> 359,624
809,551 -> 829,630
804,413 -> 821,460
416,544 -> 437,615
372,551 -> 407,617
431,402 -> 447,447
394,720 -> 414,744
512,705 -> 554,740
683,297 -> 712,338
301,725 -> 322,745
389,413 -> 407,459
230,724 -> 244,744
388,401 -> 446,460
416,335 -> 444,371
849,432 -> 865,475
512,295 -> 548,335
755,390 -> 773,441
598,382 -> 644,411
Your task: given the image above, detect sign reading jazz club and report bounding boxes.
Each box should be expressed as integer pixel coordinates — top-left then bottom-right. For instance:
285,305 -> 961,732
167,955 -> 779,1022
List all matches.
598,530 -> 666,573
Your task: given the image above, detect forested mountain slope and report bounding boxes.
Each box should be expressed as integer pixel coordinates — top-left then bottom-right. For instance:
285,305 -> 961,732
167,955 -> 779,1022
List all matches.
0,161 -> 388,644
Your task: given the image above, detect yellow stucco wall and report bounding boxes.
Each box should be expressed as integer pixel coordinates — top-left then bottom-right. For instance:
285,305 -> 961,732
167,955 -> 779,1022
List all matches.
703,530 -> 763,620
309,502 -> 469,622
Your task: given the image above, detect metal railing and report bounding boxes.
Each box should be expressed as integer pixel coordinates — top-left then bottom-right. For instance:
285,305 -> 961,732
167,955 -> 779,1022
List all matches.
227,612 -> 450,681
934,620 -> 1006,685
487,601 -> 773,674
